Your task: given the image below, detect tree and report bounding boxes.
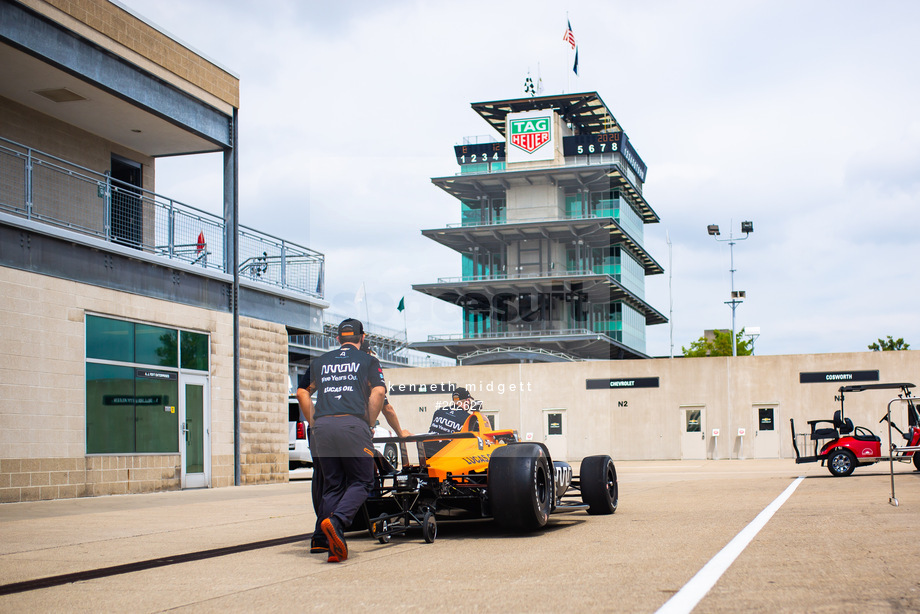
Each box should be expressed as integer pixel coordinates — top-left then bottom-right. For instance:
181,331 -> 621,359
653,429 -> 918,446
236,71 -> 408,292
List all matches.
868,336 -> 910,351
682,329 -> 753,357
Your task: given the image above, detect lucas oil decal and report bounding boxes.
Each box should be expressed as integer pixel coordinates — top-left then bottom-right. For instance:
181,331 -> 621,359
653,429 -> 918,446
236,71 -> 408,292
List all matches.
463,454 -> 490,466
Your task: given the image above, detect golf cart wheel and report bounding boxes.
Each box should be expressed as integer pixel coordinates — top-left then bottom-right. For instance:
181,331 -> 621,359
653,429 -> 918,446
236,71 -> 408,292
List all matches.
488,443 -> 553,531
422,510 -> 437,543
384,444 -> 398,467
580,455 -> 618,515
827,448 -> 857,477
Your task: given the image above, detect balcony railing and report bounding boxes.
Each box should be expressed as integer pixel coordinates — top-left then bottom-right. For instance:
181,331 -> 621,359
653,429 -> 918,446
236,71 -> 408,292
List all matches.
434,269 -> 610,284
0,137 -> 324,298
289,333 -> 455,368
427,328 -> 604,342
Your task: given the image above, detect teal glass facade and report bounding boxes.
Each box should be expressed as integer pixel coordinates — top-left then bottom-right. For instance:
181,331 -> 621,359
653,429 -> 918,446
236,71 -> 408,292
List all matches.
85,315 -> 209,454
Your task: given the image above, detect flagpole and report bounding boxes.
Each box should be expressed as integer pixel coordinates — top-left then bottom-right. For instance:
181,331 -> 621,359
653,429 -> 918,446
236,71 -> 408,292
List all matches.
362,282 -> 370,330
565,12 -> 570,93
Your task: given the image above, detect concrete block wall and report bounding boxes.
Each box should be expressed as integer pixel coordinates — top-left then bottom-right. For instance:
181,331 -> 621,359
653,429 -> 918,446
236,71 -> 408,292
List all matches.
0,456 -> 180,503
0,267 -> 235,502
382,351 -> 920,463
23,0 -> 239,110
238,317 -> 289,485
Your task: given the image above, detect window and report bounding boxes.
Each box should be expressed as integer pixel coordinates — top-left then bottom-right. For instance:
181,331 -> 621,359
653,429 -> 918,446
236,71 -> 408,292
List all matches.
85,315 -> 209,454
686,409 -> 702,433
758,407 -> 775,431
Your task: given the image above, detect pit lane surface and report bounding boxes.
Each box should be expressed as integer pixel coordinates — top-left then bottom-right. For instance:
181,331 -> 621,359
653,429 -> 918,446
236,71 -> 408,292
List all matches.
1,460 -> 917,613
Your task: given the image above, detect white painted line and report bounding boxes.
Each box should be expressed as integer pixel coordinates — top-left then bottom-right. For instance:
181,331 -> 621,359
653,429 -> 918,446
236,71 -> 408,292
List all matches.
655,476 -> 806,614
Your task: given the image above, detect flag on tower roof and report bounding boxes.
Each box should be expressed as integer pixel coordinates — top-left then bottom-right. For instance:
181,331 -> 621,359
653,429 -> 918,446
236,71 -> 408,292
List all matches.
563,19 -> 576,50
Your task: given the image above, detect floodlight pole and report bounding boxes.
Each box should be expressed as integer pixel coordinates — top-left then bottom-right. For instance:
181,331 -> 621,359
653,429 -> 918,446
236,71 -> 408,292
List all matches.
708,221 -> 753,357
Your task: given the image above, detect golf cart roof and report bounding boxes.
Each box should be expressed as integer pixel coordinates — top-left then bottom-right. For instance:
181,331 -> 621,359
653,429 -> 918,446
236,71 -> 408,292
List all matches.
838,382 -> 915,393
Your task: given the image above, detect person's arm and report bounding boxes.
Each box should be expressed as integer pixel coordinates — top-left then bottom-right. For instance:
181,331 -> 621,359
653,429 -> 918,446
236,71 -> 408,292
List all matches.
296,384 -> 315,427
367,386 -> 386,427
382,401 -> 411,437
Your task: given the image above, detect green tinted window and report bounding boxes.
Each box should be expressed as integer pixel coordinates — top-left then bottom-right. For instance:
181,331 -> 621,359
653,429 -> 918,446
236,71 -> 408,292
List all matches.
180,331 -> 209,371
86,315 -> 133,362
86,363 -> 135,453
136,324 -> 177,367
134,372 -> 178,453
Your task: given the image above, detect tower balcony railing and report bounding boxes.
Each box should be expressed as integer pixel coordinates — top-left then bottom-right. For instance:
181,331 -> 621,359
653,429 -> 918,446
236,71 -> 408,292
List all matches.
445,208 -> 633,228
0,136 -> 324,299
435,268 -> 609,284
426,328 -> 608,342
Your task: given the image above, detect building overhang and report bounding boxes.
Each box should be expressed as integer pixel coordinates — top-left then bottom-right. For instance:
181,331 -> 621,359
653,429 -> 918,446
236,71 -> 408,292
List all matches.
471,91 -> 620,137
0,2 -> 233,156
412,273 -> 668,326
421,217 -> 663,275
410,331 -> 649,362
431,163 -> 658,223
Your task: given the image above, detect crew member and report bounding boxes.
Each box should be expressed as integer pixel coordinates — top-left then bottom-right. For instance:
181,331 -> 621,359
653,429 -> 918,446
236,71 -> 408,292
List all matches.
299,318 -> 385,563
298,340 -> 412,555
295,369 -> 329,554
361,339 -> 411,439
424,387 -> 478,456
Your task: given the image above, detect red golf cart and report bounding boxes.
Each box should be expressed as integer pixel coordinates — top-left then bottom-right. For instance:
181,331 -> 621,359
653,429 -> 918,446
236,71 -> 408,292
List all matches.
791,382 -> 920,477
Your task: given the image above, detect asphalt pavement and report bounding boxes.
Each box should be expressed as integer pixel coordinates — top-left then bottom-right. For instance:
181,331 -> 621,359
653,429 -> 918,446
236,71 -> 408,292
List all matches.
1,459 -> 918,613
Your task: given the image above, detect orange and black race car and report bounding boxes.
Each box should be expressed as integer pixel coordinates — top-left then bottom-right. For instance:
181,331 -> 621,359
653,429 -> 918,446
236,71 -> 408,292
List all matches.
349,410 -> 618,543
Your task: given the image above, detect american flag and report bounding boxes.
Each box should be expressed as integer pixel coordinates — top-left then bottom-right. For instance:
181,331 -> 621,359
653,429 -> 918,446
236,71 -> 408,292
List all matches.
563,19 -> 576,49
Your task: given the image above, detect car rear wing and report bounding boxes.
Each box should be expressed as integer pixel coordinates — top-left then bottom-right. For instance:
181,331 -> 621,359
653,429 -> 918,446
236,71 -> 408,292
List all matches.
373,432 -> 483,470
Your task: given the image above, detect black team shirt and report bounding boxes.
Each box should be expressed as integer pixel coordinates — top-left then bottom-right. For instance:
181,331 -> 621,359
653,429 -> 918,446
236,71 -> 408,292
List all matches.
306,345 -> 385,420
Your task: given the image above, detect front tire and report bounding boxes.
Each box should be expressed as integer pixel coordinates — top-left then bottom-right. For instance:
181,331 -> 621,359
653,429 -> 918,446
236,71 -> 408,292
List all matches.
913,451 -> 920,472
488,443 -> 553,531
580,455 -> 618,514
828,448 -> 857,477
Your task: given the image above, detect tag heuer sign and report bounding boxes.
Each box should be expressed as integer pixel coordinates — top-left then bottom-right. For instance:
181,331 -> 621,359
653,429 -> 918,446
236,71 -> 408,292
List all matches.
510,116 -> 551,153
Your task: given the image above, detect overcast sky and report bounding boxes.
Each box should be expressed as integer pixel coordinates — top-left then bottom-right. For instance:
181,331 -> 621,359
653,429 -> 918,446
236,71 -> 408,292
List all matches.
119,0 -> 920,358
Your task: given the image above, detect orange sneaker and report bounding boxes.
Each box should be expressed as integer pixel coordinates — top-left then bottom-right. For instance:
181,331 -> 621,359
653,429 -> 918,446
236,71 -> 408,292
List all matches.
321,517 -> 348,562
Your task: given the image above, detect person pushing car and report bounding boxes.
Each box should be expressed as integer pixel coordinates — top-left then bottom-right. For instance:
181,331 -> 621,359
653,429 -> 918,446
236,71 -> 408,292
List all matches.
299,318 -> 385,562
425,387 -> 479,456
298,338 -> 410,555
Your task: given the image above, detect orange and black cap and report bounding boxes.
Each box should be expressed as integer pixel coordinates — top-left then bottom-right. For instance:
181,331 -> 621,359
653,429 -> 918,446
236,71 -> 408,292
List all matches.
338,318 -> 364,339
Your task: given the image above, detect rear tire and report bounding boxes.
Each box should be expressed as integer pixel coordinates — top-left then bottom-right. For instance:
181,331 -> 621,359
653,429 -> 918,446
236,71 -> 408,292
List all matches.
580,455 -> 618,514
827,448 -> 857,477
384,444 -> 398,467
913,451 -> 920,472
488,443 -> 553,531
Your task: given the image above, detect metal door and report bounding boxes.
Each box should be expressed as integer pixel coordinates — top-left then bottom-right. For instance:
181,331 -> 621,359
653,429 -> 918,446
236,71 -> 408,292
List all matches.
680,405 -> 706,459
179,374 -> 210,488
543,409 -> 567,461
753,405 -> 780,458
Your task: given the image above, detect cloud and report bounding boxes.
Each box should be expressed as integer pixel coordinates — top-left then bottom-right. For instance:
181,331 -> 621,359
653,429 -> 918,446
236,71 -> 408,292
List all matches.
124,0 -> 920,357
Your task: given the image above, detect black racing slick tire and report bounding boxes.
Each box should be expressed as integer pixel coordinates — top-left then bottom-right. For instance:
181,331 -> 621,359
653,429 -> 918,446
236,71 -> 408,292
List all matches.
384,444 -> 398,467
488,443 -> 553,532
827,448 -> 857,477
580,455 -> 618,515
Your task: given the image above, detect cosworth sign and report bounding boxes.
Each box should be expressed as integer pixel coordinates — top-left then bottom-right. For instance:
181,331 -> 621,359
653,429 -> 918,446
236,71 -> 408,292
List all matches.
506,110 -> 556,163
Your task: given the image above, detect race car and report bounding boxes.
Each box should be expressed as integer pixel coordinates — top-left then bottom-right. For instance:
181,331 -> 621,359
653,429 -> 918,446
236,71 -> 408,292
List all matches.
350,410 -> 618,543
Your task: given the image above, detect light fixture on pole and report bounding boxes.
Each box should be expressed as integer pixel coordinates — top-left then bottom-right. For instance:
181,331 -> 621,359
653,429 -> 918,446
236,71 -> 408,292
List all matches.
745,326 -> 761,355
707,220 -> 754,356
